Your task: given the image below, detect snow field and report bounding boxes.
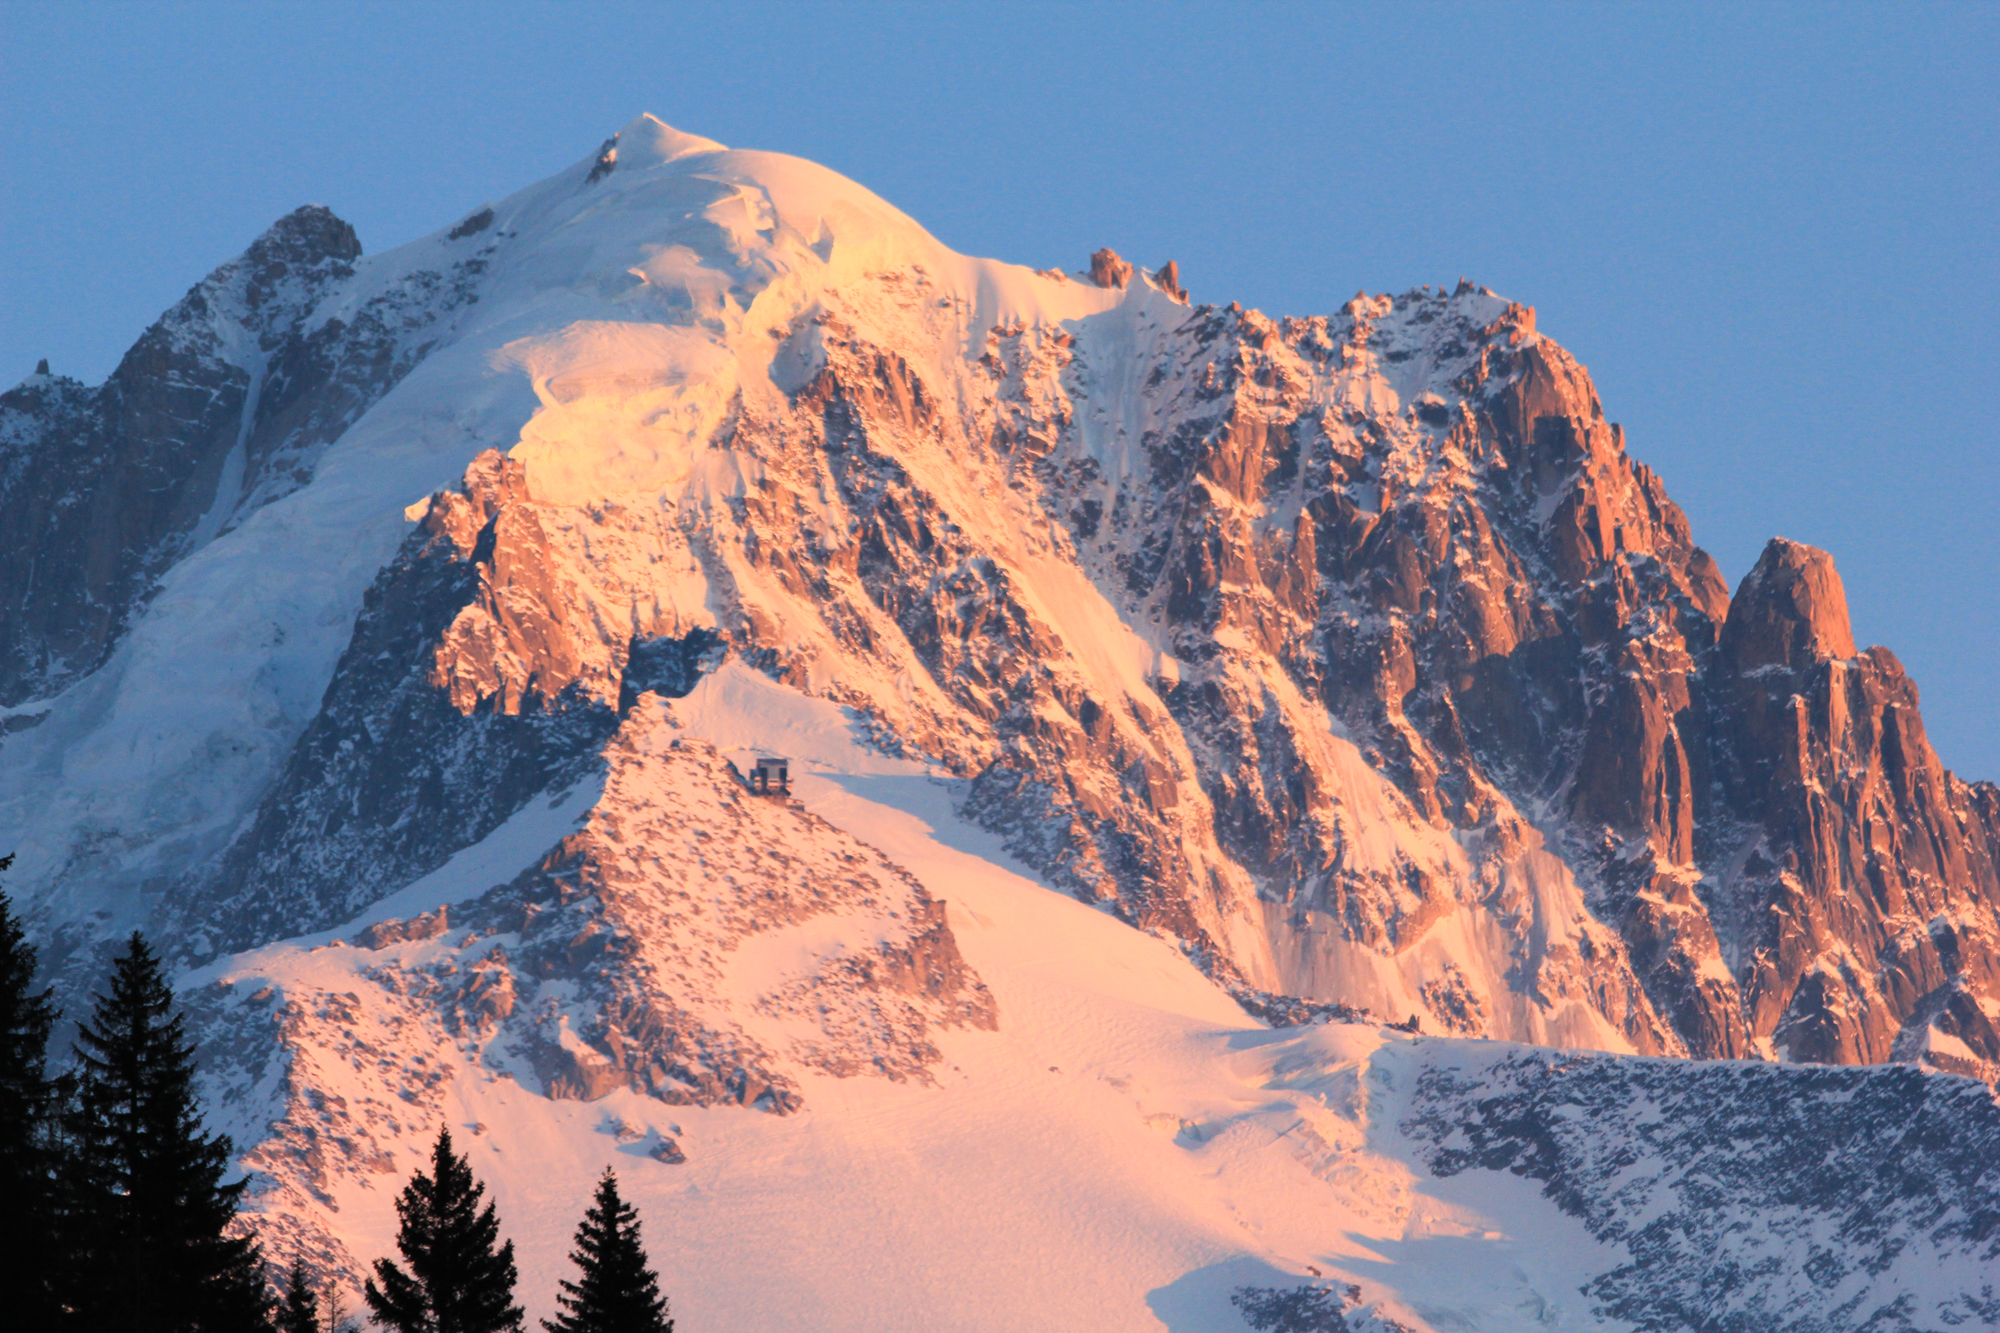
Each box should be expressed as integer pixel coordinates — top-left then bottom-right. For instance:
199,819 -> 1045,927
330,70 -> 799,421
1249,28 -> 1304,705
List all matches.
206,669 -> 1629,1332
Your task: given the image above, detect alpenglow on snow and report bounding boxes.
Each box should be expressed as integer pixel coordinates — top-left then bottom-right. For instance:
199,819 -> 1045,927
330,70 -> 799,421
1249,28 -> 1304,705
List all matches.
4,115 -> 1998,1332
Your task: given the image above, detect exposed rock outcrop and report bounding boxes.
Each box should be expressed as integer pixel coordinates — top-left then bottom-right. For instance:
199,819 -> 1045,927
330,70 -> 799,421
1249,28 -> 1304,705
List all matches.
0,207 -> 358,704
0,203 -> 491,708
1720,537 -> 1857,671
1089,247 -> 1133,289
1401,1043 -> 2000,1330
170,271 -> 2000,1072
1709,540 -> 2000,1067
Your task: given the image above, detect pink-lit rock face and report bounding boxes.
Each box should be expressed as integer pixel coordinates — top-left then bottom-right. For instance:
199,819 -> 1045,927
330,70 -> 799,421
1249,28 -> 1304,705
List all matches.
1088,246 -> 1134,289
1720,536 -> 1858,672
143,264 -> 1994,1083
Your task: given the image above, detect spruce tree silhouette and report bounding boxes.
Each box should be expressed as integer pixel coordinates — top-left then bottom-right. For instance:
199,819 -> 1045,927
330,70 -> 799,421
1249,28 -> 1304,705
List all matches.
0,863 -> 64,1325
367,1127 -> 525,1333
63,931 -> 271,1332
277,1258 -> 322,1333
544,1169 -> 673,1333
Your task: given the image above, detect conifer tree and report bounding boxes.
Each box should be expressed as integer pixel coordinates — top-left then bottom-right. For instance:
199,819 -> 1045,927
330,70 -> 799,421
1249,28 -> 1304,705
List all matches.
278,1259 -> 322,1333
0,863 -> 64,1324
366,1127 -> 525,1333
543,1169 -> 673,1333
62,931 -> 272,1332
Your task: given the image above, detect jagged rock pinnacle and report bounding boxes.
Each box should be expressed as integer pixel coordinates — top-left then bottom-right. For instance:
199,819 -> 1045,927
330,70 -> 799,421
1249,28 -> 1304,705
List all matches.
1089,247 -> 1132,289
1721,537 -> 1859,672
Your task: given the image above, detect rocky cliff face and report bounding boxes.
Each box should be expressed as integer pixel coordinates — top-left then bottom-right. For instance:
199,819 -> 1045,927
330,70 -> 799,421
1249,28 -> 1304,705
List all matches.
0,203 -> 497,712
1397,1042 -> 2000,1331
7,115 -> 1999,1087
1711,540 -> 2000,1070
188,712 -> 994,1279
0,206 -> 358,703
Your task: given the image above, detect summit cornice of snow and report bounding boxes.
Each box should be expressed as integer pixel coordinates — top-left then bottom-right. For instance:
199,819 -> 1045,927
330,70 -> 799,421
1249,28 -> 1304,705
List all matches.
609,113 -> 727,169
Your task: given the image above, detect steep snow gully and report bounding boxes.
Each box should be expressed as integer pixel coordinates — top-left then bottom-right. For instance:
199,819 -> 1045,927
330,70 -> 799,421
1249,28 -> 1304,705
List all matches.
4,115 -> 1998,1330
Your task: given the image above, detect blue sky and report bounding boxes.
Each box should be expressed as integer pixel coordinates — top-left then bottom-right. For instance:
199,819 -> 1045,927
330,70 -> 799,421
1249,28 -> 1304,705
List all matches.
3,1 -> 1995,777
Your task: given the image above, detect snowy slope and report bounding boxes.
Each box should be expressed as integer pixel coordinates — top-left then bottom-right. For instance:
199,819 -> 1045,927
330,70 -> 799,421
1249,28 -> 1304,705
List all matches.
184,670 -> 1999,1331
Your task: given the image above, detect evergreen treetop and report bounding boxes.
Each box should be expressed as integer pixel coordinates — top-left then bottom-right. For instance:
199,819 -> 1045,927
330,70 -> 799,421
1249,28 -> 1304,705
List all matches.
278,1258 -> 322,1333
0,861 -> 57,1159
0,862 -> 65,1325
63,930 -> 271,1333
366,1126 -> 525,1333
543,1168 -> 673,1333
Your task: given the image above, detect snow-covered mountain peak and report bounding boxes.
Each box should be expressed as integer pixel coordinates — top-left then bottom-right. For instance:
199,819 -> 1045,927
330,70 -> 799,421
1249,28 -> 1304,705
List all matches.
610,112 -> 727,169
9,116 -> 2000,1330
438,120 -> 1187,507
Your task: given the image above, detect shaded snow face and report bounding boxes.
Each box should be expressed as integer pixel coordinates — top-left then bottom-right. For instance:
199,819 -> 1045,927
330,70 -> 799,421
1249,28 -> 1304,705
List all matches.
1398,1045 -> 2000,1332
